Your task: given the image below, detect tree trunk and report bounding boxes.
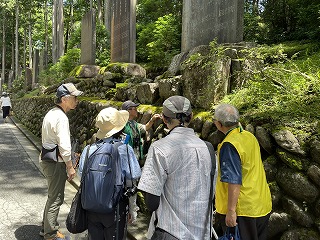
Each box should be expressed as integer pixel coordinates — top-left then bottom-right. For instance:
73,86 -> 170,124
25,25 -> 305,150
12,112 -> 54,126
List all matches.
97,0 -> 103,23
29,12 -> 33,69
52,0 -> 57,63
1,20 -> 5,93
15,3 -> 19,81
104,0 -> 111,33
44,0 -> 48,68
52,0 -> 64,63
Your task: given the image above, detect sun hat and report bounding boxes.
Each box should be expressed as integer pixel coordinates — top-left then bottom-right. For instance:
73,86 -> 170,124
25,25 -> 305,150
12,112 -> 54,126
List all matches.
95,107 -> 129,139
56,83 -> 83,98
121,100 -> 140,110
162,95 -> 192,119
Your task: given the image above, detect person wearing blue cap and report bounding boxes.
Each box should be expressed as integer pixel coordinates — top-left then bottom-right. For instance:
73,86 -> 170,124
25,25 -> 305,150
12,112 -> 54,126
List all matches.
121,100 -> 160,164
40,83 -> 83,240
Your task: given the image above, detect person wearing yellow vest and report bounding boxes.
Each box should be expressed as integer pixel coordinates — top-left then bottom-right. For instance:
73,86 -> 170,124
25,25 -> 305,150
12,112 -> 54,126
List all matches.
213,103 -> 272,240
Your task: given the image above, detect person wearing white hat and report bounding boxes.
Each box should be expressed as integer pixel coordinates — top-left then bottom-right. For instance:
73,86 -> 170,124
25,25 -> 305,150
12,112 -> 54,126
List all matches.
0,91 -> 12,122
77,107 -> 141,240
138,96 -> 216,240
40,83 -> 83,240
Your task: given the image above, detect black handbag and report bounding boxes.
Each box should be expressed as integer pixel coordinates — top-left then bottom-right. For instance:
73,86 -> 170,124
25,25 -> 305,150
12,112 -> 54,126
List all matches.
66,187 -> 88,233
66,147 -> 90,233
41,145 -> 59,162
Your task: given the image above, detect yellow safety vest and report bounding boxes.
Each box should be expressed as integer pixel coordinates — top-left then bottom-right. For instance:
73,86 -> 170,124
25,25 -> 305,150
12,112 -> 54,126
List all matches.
215,127 -> 272,217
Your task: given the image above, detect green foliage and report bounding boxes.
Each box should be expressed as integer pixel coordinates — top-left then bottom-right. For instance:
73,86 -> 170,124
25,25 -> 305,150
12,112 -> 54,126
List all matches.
11,75 -> 25,98
145,14 -> 181,67
220,42 -> 320,135
136,0 -> 182,67
38,48 -> 81,86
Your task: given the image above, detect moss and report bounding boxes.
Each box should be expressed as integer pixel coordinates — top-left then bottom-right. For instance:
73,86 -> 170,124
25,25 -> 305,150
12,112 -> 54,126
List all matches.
138,104 -> 162,113
69,65 -> 83,77
276,149 -> 306,171
265,155 -> 278,165
193,110 -> 212,121
99,67 -> 107,74
116,82 -> 129,89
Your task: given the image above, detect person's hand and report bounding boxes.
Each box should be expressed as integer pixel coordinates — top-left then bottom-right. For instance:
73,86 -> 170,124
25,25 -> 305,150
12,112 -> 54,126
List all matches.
225,209 -> 237,227
151,114 -> 161,122
67,166 -> 76,181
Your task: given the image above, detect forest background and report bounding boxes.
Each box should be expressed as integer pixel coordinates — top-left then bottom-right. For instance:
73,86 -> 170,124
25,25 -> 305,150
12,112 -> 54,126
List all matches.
0,0 -> 319,88
0,0 -> 320,131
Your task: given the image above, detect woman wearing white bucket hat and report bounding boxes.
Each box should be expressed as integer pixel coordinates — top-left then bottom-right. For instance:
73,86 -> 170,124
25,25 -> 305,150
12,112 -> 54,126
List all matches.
78,107 -> 141,240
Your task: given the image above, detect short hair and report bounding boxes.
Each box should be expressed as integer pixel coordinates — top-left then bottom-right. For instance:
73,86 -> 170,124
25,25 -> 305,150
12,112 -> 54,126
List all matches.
214,103 -> 239,127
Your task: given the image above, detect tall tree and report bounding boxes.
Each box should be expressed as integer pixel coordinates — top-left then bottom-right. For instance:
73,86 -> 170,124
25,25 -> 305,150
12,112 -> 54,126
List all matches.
52,0 -> 64,63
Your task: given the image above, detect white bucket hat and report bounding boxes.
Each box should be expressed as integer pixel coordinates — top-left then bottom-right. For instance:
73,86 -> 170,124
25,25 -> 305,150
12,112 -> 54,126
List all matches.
95,107 -> 129,139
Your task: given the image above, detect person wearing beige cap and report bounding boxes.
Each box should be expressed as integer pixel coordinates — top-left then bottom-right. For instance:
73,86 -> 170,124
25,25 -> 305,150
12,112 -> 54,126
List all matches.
138,96 -> 216,239
77,107 -> 141,240
40,83 -> 83,240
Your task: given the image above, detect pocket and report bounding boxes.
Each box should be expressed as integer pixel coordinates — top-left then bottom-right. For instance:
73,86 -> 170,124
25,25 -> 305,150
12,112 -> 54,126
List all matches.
41,146 -> 59,162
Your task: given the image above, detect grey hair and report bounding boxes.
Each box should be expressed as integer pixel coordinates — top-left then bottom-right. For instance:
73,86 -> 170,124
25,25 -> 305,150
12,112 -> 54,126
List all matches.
214,103 -> 239,127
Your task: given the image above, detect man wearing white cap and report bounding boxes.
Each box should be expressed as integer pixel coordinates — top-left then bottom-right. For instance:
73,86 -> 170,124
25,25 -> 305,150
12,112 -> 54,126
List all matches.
138,96 -> 216,239
40,83 -> 83,240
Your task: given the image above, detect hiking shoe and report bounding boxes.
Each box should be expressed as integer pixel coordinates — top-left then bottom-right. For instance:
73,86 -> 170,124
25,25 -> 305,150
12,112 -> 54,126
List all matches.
45,231 -> 70,240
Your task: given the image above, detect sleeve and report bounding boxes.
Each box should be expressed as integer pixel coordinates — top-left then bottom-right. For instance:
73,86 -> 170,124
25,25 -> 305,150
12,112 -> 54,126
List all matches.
219,142 -> 242,184
137,122 -> 146,134
137,144 -> 167,196
56,115 -> 72,162
118,144 -> 141,180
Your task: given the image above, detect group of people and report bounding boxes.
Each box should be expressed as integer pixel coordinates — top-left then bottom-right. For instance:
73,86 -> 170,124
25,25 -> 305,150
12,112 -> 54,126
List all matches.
39,82 -> 272,240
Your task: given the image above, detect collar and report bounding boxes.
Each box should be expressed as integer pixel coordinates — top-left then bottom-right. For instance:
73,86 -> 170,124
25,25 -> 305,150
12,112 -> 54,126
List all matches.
225,125 -> 243,136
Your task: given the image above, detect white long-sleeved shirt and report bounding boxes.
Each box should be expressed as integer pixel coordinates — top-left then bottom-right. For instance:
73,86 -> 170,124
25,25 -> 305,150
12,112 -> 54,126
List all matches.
0,96 -> 11,107
41,106 -> 71,163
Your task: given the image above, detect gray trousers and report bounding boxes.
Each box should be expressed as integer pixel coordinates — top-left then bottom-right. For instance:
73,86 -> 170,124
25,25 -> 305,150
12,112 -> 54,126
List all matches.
40,161 -> 67,239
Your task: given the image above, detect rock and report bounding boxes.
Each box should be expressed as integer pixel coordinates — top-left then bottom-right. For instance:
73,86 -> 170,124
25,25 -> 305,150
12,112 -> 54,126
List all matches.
276,167 -> 319,203
272,130 -> 305,155
264,161 -> 278,182
245,124 -> 255,134
276,148 -> 309,171
189,117 -> 204,133
207,130 -> 225,150
202,120 -> 214,139
310,139 -> 320,165
106,63 -> 146,78
158,76 -> 182,101
307,164 -> 320,187
269,182 -> 281,208
136,83 -> 159,104
182,56 -> 231,110
76,65 -> 100,78
280,228 -> 320,240
315,199 -> 320,217
267,212 -> 292,239
282,196 -> 314,227
256,126 -> 275,154
166,52 -> 188,77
